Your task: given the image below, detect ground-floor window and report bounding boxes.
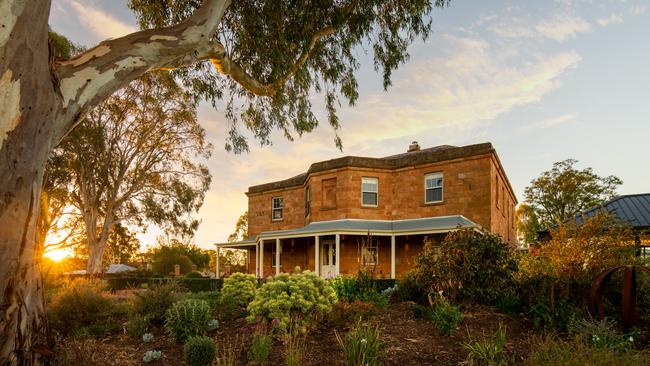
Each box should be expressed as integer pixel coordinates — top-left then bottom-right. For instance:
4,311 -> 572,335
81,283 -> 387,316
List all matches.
362,241 -> 378,265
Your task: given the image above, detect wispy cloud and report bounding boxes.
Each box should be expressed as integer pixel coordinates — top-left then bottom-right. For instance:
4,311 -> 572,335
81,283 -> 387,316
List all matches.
518,112 -> 577,132
597,13 -> 624,27
487,12 -> 591,43
62,0 -> 137,42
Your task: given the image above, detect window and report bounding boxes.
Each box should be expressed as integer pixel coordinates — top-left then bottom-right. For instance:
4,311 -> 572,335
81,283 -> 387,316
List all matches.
305,186 -> 311,217
271,248 -> 282,266
361,177 -> 378,206
362,241 -> 378,265
272,197 -> 283,221
425,172 -> 443,203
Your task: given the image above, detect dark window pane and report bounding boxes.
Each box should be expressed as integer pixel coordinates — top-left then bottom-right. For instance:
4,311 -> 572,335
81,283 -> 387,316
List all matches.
362,192 -> 377,205
426,188 -> 443,203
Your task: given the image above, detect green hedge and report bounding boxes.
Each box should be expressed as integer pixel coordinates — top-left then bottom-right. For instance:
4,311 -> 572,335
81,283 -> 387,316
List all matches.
106,277 -> 223,292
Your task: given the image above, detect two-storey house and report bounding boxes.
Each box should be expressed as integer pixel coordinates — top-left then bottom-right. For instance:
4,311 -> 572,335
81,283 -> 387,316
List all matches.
216,142 -> 517,279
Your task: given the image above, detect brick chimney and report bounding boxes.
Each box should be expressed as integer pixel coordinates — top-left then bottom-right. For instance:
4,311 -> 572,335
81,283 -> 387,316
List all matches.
407,141 -> 420,152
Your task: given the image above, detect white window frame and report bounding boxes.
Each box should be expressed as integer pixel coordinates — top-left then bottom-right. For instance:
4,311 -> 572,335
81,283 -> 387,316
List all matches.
424,172 -> 444,204
362,241 -> 378,266
361,177 -> 379,207
272,197 -> 284,221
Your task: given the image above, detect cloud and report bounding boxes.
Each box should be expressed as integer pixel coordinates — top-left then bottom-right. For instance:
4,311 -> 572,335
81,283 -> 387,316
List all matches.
536,14 -> 592,42
63,0 -> 137,42
485,9 -> 591,43
597,13 -> 624,27
518,112 -> 577,132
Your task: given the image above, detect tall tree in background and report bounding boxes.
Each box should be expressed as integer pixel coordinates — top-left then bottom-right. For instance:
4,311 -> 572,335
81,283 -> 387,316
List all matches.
515,203 -> 542,245
105,224 -> 141,266
0,1 -> 450,363
227,211 -> 249,242
523,159 -> 622,229
47,73 -> 211,274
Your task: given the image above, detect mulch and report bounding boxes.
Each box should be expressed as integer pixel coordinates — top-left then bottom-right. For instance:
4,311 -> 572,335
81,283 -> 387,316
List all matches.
53,302 -> 541,366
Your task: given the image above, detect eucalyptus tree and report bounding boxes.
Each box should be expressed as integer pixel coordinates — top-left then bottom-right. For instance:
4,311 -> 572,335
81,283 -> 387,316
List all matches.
0,1 -> 450,363
50,73 -> 211,274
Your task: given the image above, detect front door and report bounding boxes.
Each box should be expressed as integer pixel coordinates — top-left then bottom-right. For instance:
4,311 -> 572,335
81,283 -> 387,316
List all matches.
320,240 -> 337,278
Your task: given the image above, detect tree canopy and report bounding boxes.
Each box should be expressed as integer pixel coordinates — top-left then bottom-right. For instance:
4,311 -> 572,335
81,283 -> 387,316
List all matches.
523,159 -> 622,229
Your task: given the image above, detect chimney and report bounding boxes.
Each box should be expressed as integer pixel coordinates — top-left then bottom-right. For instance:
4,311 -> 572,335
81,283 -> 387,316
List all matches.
407,141 -> 420,152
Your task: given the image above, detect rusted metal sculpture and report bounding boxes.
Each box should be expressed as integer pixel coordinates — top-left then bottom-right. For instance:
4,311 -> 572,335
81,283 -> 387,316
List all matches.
589,265 -> 650,332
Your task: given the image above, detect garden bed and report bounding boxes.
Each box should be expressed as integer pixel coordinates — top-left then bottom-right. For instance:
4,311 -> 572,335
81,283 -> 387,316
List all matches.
53,301 -> 539,366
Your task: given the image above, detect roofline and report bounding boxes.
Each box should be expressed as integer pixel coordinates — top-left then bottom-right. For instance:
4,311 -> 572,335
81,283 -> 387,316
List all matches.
246,142 -> 496,194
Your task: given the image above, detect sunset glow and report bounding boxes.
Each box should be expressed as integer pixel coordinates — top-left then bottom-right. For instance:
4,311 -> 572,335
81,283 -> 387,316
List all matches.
44,247 -> 72,262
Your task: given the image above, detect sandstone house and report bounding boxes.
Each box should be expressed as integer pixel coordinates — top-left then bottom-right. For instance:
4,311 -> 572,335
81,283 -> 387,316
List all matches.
216,142 -> 517,279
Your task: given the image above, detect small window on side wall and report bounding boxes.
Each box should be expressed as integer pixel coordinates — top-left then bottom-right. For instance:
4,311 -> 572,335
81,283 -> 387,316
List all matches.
425,172 -> 443,203
361,177 -> 378,207
272,197 -> 283,221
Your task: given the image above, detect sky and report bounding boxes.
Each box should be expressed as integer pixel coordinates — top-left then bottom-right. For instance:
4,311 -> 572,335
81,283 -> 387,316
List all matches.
49,0 -> 650,251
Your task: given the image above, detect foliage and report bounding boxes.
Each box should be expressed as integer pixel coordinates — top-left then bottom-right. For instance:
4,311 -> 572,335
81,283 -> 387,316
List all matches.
212,248 -> 248,277
142,333 -> 154,343
128,0 -> 451,153
463,324 -> 508,366
496,291 -> 523,315
330,273 -> 391,308
184,291 -> 222,310
227,211 -> 249,242
248,331 -> 272,364
569,318 -> 637,353
524,159 -> 622,228
185,271 -> 204,278
208,319 -> 220,331
524,335 -> 650,366
165,299 -> 213,342
328,300 -> 379,328
149,238 -> 213,275
415,229 -> 517,304
215,293 -> 246,321
247,270 -> 338,331
221,272 -> 258,307
283,320 -> 306,366
515,203 -> 542,245
330,276 -> 359,302
129,282 -> 181,325
143,350 -> 162,363
48,278 -> 121,336
184,336 -> 217,366
47,72 -> 211,272
125,314 -> 149,338
396,270 -> 428,304
336,322 -> 382,366
528,298 -> 580,331
214,337 -> 239,366
426,299 -> 463,336
105,224 -> 141,266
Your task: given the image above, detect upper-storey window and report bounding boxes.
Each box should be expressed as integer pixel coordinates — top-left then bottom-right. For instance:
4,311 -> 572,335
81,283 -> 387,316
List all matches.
425,172 -> 444,203
361,177 -> 379,207
272,197 -> 283,221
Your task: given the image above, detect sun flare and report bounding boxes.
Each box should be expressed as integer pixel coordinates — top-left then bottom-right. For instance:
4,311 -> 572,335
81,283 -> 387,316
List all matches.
44,248 -> 72,262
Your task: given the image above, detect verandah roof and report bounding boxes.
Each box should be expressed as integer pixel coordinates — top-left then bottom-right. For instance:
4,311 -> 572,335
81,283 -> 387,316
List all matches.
217,215 -> 480,247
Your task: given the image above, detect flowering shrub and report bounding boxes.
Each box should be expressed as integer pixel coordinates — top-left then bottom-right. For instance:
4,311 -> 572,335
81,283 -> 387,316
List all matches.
221,273 -> 258,306
247,270 -> 338,331
165,299 -> 212,342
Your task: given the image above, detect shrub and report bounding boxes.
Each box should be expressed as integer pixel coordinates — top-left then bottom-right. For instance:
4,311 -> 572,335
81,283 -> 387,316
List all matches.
496,291 -> 522,315
330,273 -> 390,308
143,350 -> 162,363
328,300 -> 378,328
142,333 -> 154,342
463,323 -> 507,366
396,270 -> 427,304
165,299 -> 212,342
180,278 -> 222,293
428,299 -> 463,336
331,276 -> 359,302
283,320 -> 306,366
185,271 -> 204,278
48,278 -> 120,336
184,291 -> 221,310
151,249 -> 193,276
525,335 -> 650,366
214,337 -> 239,366
569,318 -> 637,353
130,282 -> 181,324
221,273 -> 258,306
184,336 -> 216,366
247,270 -> 338,331
248,332 -> 272,364
336,322 -> 382,366
415,229 -> 517,304
216,294 -> 245,320
529,298 -> 580,331
126,315 -> 149,338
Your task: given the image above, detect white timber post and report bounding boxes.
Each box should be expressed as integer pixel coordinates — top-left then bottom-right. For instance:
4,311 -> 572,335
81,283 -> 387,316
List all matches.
314,236 -> 320,276
255,242 -> 259,278
275,238 -> 281,276
216,246 -> 221,279
260,240 -> 264,278
390,235 -> 396,279
335,233 -> 341,276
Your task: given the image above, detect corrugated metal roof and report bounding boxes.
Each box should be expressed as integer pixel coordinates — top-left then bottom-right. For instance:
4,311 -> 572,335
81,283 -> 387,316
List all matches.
256,215 -> 479,238
575,193 -> 650,229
